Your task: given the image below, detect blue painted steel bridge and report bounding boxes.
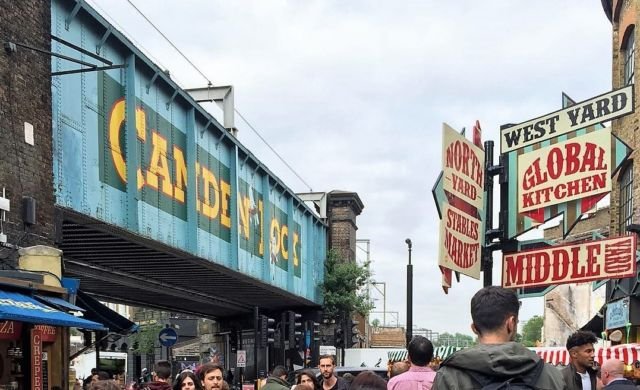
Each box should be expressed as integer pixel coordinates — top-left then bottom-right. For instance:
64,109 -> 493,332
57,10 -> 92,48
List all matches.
51,0 -> 326,318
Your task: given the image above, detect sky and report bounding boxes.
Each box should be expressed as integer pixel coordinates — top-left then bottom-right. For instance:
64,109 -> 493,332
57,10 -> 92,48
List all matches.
87,0 -> 614,335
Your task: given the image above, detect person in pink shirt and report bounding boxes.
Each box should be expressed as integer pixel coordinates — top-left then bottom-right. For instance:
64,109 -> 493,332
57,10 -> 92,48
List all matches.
387,336 -> 436,390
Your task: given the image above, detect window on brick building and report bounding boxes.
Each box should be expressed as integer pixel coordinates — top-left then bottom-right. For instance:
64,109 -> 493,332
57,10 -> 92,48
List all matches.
619,163 -> 634,234
624,26 -> 635,85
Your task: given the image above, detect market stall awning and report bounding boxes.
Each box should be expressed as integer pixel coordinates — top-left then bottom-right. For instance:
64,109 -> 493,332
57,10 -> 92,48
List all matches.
0,290 -> 104,330
533,344 -> 640,365
75,291 -> 138,335
35,294 -> 85,312
387,346 -> 462,362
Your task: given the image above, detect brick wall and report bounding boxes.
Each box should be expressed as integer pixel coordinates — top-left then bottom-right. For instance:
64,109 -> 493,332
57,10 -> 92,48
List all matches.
327,191 -> 364,262
0,0 -> 54,253
608,1 -> 639,236
543,207 -> 610,241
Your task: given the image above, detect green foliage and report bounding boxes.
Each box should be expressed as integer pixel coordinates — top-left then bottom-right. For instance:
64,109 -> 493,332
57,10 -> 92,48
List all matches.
321,250 -> 373,318
522,315 -> 543,347
433,332 -> 476,347
128,324 -> 162,354
371,319 -> 380,328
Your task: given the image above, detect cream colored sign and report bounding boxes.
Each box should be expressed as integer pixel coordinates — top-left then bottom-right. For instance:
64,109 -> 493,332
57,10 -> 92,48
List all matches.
517,129 -> 611,213
502,235 -> 636,289
438,203 -> 481,279
501,85 -> 633,153
442,123 -> 484,210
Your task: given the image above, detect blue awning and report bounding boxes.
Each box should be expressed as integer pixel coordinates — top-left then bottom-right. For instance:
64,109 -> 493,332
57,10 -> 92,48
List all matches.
35,295 -> 85,312
0,290 -> 105,330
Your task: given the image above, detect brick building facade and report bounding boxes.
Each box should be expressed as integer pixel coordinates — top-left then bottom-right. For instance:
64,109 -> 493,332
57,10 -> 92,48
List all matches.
602,0 -> 640,341
0,0 -> 55,252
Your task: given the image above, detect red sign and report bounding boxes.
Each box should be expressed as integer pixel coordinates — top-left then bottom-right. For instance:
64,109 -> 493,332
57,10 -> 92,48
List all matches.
517,130 -> 611,213
32,329 -> 43,390
34,325 -> 57,343
502,235 -> 636,289
438,123 -> 484,279
0,321 -> 22,340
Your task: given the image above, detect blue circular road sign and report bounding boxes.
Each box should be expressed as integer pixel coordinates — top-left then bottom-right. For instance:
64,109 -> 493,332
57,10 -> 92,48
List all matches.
159,327 -> 178,347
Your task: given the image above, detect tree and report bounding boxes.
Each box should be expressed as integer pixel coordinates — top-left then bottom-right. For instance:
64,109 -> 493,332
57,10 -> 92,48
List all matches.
371,319 -> 380,329
521,315 -> 543,347
321,250 -> 372,319
128,324 -> 162,354
434,332 -> 476,347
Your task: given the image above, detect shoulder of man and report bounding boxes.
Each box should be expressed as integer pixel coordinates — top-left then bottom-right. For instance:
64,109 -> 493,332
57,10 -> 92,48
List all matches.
432,365 -> 476,390
534,363 -> 567,390
336,376 -> 350,389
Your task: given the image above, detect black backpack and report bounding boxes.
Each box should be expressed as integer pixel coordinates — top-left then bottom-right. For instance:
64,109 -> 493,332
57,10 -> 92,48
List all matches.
466,360 -> 545,390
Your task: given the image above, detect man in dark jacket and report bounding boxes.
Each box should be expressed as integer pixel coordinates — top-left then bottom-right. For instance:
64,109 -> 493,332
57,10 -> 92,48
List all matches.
433,286 -> 565,389
561,331 -> 598,390
261,366 -> 290,390
143,360 -> 172,390
601,359 -> 635,389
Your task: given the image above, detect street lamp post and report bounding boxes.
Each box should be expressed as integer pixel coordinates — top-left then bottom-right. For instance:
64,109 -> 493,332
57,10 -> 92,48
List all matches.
405,238 -> 413,347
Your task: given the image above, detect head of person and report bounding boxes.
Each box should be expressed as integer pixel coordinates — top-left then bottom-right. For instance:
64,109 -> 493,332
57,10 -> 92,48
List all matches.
341,373 -> 354,384
407,335 -> 434,367
198,363 -> 224,390
97,372 -> 111,381
390,361 -> 410,378
174,371 -> 202,390
566,331 -> 597,371
154,360 -> 172,382
296,369 -> 319,389
470,286 -> 520,342
89,380 -> 120,390
600,359 -> 624,386
270,365 -> 288,381
91,374 -> 100,383
318,355 -> 337,379
349,371 -> 387,390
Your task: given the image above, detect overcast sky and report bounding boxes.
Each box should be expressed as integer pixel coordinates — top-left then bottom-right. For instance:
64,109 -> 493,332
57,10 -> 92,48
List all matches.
88,0 -> 614,335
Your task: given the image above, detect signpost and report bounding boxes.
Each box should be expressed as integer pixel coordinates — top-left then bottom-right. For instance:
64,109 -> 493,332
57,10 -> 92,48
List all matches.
237,350 -> 246,368
434,87 -> 636,295
436,123 -> 485,280
500,85 -> 633,153
158,327 -> 178,347
502,235 -> 636,289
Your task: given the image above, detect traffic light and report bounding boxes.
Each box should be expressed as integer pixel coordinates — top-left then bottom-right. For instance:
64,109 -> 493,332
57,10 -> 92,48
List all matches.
230,330 -> 238,353
260,315 -> 276,348
350,319 -> 360,347
334,325 -> 344,348
288,311 -> 302,347
312,322 -> 320,344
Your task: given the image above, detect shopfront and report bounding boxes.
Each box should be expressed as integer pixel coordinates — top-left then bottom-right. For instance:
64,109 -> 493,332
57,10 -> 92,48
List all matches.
0,284 -> 104,390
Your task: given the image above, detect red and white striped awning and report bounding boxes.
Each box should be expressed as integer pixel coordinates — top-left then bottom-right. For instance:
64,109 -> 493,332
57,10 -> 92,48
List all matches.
532,344 -> 640,366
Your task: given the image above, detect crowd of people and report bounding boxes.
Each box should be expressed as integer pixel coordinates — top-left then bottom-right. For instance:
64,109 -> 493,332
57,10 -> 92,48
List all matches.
83,286 -> 636,390
263,286 -> 637,390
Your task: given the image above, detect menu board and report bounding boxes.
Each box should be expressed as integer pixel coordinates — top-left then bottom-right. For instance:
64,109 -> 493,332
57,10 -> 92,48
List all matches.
42,352 -> 48,390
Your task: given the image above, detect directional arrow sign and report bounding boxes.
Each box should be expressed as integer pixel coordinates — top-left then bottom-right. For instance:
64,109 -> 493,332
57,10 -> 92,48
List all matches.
435,123 -> 485,280
505,92 -> 633,239
158,327 -> 178,347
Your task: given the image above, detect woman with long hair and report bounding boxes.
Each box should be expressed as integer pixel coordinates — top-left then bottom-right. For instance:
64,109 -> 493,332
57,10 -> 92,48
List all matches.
174,371 -> 203,390
296,369 -> 320,390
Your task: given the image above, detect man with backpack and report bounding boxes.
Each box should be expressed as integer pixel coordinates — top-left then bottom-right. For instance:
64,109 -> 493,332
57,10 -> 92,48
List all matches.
432,286 -> 566,389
